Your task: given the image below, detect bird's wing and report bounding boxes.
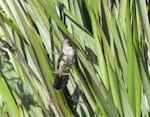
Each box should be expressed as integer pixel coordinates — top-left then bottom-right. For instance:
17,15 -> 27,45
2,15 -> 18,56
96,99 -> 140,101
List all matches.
57,51 -> 64,69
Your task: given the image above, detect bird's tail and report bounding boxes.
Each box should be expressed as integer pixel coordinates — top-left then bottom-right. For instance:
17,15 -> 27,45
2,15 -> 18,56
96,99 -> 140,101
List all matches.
53,74 -> 69,90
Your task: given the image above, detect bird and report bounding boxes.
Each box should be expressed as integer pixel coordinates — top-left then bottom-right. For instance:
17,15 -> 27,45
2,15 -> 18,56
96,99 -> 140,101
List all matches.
53,39 -> 76,90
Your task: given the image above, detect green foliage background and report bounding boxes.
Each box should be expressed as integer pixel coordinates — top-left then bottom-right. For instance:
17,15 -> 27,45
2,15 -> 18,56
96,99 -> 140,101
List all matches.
0,0 -> 150,117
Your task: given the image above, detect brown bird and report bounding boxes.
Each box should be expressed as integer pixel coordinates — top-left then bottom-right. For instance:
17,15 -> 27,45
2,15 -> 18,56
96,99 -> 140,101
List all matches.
53,39 -> 75,90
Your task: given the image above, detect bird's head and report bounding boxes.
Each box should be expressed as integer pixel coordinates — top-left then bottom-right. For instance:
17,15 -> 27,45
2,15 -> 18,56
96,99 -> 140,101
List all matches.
62,39 -> 71,47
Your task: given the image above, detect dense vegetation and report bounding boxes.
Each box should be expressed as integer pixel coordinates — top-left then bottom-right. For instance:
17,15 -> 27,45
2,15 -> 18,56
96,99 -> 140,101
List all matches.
0,0 -> 150,117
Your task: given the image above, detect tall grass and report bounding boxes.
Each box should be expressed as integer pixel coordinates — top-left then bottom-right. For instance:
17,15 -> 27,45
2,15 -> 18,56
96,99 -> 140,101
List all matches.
0,0 -> 149,117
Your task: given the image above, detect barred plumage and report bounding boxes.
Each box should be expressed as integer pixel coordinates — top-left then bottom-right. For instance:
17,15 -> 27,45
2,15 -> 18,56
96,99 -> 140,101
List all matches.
53,39 -> 75,90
